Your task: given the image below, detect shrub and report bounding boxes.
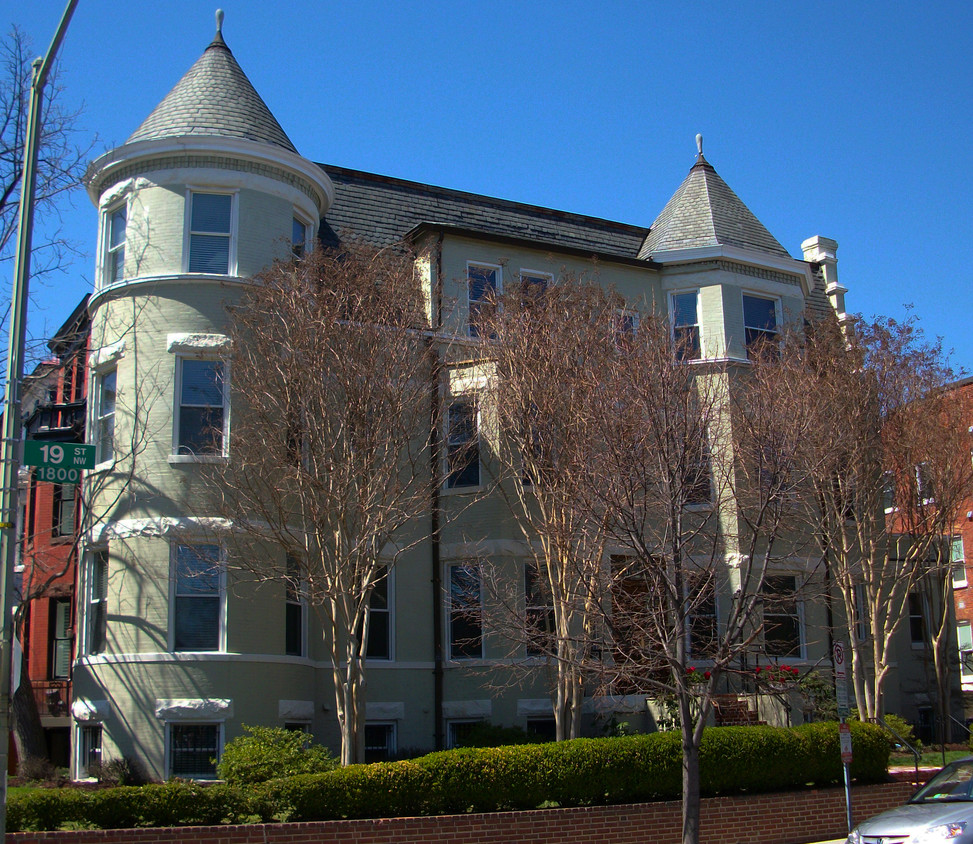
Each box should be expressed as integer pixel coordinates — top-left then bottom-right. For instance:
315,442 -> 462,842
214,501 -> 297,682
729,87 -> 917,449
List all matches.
5,723 -> 893,831
89,757 -> 149,786
216,725 -> 337,785
17,756 -> 59,783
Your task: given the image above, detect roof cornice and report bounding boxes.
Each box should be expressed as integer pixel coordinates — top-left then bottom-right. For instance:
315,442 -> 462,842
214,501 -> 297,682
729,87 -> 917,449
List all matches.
86,136 -> 334,213
405,221 -> 662,270
649,244 -> 813,294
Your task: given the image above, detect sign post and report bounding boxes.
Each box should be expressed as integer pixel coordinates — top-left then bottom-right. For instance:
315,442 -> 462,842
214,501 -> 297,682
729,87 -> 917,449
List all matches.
834,641 -> 853,833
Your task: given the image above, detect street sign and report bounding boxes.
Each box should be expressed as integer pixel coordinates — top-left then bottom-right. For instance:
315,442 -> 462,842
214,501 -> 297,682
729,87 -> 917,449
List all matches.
839,721 -> 853,764
23,441 -> 96,484
834,641 -> 850,718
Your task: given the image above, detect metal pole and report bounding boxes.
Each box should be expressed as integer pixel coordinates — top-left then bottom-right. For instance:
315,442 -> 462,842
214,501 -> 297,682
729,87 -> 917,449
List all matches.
843,761 -> 853,833
0,1 -> 78,836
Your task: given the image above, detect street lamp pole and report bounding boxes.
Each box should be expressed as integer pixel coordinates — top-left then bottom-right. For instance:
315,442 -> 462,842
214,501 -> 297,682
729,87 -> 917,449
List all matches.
0,1 -> 78,835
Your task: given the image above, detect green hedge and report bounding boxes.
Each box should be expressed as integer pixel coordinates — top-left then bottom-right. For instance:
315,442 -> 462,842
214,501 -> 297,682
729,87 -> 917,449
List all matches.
7,722 -> 891,832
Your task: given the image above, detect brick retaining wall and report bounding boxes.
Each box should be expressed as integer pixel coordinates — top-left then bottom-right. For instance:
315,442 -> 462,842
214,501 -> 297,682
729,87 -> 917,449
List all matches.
7,780 -> 915,844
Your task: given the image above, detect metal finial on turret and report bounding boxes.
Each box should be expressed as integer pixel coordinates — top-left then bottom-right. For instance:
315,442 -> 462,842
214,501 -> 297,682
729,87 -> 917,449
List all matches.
216,9 -> 224,35
696,133 -> 703,157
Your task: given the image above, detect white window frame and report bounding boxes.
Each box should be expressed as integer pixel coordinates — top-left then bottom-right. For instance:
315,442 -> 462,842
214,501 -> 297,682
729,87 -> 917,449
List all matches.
184,189 -> 238,275
467,262 -> 502,338
958,620 -> 973,682
742,292 -> 781,359
951,536 -> 967,589
169,543 -> 226,653
761,574 -> 806,660
444,397 -> 481,490
292,213 -> 311,259
86,547 -> 109,656
102,201 -> 127,289
284,554 -> 307,658
518,269 -> 552,302
51,597 -> 72,680
94,366 -> 117,467
171,356 -> 229,462
363,721 -> 397,762
524,563 -> 554,657
448,563 -> 484,661
446,718 -> 484,749
165,721 -> 223,780
365,568 -> 394,662
670,290 -> 701,360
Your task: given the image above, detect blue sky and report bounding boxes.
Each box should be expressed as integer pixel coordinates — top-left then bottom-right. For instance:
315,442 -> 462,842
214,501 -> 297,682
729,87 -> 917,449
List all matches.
12,1 -> 973,370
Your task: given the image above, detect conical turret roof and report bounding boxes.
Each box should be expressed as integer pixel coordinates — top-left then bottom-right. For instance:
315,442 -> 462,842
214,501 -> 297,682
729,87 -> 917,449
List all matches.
639,141 -> 789,260
126,16 -> 297,153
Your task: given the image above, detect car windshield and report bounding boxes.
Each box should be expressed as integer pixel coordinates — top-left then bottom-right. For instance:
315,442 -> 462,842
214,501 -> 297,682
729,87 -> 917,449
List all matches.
911,760 -> 973,803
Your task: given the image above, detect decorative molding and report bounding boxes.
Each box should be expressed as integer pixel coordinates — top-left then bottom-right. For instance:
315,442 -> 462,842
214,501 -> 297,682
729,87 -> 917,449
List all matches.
366,702 -> 406,721
167,333 -> 230,353
155,698 -> 233,721
71,699 -> 111,723
442,699 -> 492,719
715,260 -> 801,286
278,699 -> 314,720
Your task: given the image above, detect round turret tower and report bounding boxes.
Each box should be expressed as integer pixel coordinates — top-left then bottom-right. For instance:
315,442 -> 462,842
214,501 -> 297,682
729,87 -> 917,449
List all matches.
73,12 -> 332,781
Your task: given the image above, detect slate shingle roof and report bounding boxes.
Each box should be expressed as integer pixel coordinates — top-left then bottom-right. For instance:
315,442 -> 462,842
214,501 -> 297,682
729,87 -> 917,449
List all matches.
318,164 -> 651,259
126,31 -> 297,153
638,154 -> 791,260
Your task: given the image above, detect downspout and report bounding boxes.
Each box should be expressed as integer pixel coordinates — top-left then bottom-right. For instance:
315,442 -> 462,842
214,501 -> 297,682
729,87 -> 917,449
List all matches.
429,232 -> 445,750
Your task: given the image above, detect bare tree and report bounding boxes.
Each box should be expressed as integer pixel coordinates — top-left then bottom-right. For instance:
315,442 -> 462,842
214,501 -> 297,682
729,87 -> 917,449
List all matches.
759,314 -> 969,727
200,243 -> 434,765
480,278 -> 616,740
484,277 -> 808,844
0,25 -> 93,338
585,314 -> 811,844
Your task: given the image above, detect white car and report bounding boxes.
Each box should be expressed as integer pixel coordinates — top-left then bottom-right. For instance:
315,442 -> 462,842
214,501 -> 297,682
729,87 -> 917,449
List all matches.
847,758 -> 973,844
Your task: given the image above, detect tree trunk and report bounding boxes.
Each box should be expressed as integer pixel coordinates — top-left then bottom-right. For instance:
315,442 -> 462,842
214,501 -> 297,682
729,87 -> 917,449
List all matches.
681,719 -> 702,844
11,663 -> 46,767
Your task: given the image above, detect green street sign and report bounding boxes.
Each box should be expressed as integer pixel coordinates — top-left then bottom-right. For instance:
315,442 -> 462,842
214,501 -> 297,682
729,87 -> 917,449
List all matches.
23,441 -> 96,484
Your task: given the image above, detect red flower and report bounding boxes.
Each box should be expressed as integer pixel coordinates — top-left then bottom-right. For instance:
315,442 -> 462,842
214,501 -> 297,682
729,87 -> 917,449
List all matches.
754,666 -> 762,674
781,665 -> 791,672
703,671 -> 711,679
686,666 -> 696,673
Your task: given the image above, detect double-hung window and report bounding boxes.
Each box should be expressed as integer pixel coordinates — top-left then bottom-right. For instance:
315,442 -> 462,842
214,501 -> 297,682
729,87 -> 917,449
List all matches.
95,368 -> 117,464
51,598 -> 72,679
292,216 -> 309,259
908,592 -> 926,646
446,399 -> 479,488
958,621 -> 973,683
284,554 -> 306,657
88,549 -> 108,655
449,564 -> 483,659
467,264 -> 500,338
671,291 -> 701,360
172,544 -> 223,652
525,563 -> 554,657
188,192 -> 233,274
51,484 -> 76,538
951,537 -> 967,589
687,579 -> 717,659
176,359 -> 226,456
761,575 -> 804,658
365,573 -> 392,660
742,294 -> 779,359
364,723 -> 396,762
684,438 -> 712,506
104,204 -> 126,286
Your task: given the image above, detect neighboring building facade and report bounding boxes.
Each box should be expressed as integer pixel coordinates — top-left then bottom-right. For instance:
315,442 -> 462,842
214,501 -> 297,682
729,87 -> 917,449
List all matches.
940,378 -> 973,717
69,15 -> 951,779
17,297 -> 89,767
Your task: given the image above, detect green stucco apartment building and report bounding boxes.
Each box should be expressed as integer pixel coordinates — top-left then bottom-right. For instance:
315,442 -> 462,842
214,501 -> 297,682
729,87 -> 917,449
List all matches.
69,13 -> 944,780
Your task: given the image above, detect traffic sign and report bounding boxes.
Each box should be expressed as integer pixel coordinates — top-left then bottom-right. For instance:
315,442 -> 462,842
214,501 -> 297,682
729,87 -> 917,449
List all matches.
839,721 -> 853,765
834,641 -> 850,718
23,441 -> 96,484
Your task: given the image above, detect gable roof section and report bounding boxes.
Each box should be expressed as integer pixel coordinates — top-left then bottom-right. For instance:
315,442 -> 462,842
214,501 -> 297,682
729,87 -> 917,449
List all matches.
638,154 -> 790,260
318,165 -> 650,259
126,31 -> 297,153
